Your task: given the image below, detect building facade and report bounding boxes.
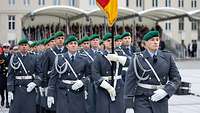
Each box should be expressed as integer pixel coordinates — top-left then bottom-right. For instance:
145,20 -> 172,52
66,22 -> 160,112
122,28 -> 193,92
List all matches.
0,0 -> 199,45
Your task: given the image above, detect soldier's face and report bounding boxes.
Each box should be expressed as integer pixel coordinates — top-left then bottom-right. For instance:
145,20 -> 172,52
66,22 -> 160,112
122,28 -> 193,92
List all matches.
19,44 -> 30,53
90,38 -> 99,48
122,36 -> 131,46
104,39 -> 112,50
55,36 -> 65,46
66,41 -> 78,53
115,39 -> 122,47
145,37 -> 160,52
3,46 -> 10,52
49,40 -> 55,48
81,41 -> 90,50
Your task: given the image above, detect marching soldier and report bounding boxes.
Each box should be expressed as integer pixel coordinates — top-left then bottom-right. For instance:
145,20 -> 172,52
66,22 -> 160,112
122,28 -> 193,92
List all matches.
78,36 -> 90,51
84,34 -> 102,113
40,31 -> 67,113
0,43 -> 11,108
114,34 -> 123,49
91,33 -> 129,113
7,38 -> 42,113
121,32 -> 140,58
47,35 -> 91,113
87,34 -> 102,59
124,31 -> 181,113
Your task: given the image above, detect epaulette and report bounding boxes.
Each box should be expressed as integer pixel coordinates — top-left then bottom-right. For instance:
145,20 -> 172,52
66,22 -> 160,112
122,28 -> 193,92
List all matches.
79,53 -> 88,57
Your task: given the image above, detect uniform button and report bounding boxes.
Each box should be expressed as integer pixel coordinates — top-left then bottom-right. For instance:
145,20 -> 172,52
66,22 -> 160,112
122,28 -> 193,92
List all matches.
20,71 -> 22,73
78,73 -> 81,76
68,73 -> 70,76
19,85 -> 21,87
149,77 -> 151,80
106,71 -> 108,74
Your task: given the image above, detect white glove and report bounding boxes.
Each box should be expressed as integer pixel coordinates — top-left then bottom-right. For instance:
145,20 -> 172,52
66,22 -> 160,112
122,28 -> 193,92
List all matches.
8,91 -> 13,103
47,96 -> 54,108
100,80 -> 116,101
117,55 -> 127,65
126,108 -> 134,113
106,54 -> 127,65
151,89 -> 167,102
71,80 -> 84,90
27,82 -> 37,92
105,54 -> 118,62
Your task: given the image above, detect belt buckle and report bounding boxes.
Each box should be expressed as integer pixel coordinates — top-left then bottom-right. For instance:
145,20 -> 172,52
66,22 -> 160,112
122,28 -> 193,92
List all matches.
22,76 -> 25,79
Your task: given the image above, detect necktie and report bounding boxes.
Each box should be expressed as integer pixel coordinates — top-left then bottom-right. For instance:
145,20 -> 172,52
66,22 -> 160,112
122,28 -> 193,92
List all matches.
153,55 -> 158,63
71,55 -> 74,62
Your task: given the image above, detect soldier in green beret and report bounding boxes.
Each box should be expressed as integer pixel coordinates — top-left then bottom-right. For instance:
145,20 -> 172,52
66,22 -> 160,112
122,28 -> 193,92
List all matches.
121,32 -> 140,57
87,34 -> 101,60
92,32 -> 129,113
7,37 -> 42,113
47,35 -> 90,113
40,31 -> 67,113
114,34 -> 123,48
78,36 -> 90,50
124,30 -> 181,113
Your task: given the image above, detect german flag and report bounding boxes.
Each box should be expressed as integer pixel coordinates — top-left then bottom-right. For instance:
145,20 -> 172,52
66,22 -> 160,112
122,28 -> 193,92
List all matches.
96,0 -> 118,26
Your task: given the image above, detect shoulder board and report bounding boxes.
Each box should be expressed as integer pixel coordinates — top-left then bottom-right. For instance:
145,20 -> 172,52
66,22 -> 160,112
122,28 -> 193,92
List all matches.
79,53 -> 88,57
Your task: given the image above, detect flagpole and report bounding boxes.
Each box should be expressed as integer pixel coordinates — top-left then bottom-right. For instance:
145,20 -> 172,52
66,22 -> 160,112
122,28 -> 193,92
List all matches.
110,24 -> 115,86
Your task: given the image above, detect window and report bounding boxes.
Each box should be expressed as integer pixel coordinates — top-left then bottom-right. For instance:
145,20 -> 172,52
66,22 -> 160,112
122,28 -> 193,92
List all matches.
136,0 -> 143,7
8,0 -> 15,6
24,0 -> 30,6
89,0 -> 95,6
69,0 -> 75,6
8,15 -> 15,30
126,0 -> 129,7
191,0 -> 197,8
38,0 -> 45,6
179,18 -> 184,31
191,20 -> 197,30
165,22 -> 171,31
152,0 -> 158,7
53,0 -> 60,5
178,0 -> 184,7
165,0 -> 171,7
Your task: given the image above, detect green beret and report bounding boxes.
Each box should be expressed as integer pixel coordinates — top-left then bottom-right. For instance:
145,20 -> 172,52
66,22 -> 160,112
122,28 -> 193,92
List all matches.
48,34 -> 56,41
78,36 -> 90,45
30,41 -> 37,47
143,31 -> 160,41
89,34 -> 99,40
103,32 -> 112,41
44,38 -> 50,45
114,35 -> 122,41
121,32 -> 131,39
39,38 -> 46,45
64,35 -> 78,46
18,38 -> 29,45
54,31 -> 65,39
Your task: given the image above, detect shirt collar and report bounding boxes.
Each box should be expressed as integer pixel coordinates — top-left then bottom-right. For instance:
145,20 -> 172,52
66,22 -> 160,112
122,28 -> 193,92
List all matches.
20,52 -> 27,57
147,49 -> 158,58
68,52 -> 77,58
